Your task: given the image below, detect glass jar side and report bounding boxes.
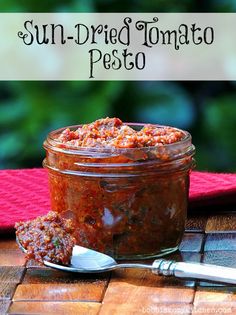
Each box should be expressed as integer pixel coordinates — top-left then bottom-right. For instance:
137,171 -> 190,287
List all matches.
44,164 -> 190,259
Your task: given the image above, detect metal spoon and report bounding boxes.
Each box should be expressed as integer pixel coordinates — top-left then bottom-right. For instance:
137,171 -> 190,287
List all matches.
16,237 -> 236,284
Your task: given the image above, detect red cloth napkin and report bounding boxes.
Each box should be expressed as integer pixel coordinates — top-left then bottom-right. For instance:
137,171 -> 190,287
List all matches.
0,169 -> 50,234
0,168 -> 236,233
190,171 -> 236,208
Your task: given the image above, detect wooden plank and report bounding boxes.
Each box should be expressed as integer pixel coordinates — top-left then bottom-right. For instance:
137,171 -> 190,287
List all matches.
185,216 -> 207,232
0,238 -> 18,249
99,268 -> 195,315
0,282 -> 17,300
206,214 -> 236,233
202,251 -> 236,268
0,300 -> 11,314
179,233 -> 204,252
8,301 -> 101,315
192,304 -> 234,315
194,287 -> 236,307
0,267 -> 25,283
22,268 -> 110,285
0,249 -> 25,266
204,233 -> 236,251
13,283 -> 107,302
99,302 -> 192,315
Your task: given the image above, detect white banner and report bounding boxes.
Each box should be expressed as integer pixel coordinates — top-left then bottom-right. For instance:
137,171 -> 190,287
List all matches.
0,13 -> 235,80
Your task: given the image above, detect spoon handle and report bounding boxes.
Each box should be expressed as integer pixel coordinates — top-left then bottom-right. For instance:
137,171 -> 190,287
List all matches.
152,259 -> 236,284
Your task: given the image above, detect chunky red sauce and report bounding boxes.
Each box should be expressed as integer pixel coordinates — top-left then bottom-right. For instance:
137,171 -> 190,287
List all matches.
43,118 -> 194,259
15,211 -> 76,265
57,117 -> 185,149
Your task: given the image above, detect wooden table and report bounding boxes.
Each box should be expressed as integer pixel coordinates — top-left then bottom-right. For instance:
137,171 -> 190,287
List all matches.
1,211 -> 236,315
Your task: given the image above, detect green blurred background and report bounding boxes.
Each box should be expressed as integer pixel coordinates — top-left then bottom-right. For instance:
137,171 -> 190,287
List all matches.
1,1 -> 236,171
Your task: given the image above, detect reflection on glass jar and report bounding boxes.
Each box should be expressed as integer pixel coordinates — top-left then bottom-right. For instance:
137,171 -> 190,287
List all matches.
43,123 -> 195,260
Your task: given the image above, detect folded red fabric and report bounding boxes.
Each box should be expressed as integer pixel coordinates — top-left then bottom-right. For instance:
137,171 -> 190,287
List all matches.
189,171 -> 236,208
0,169 -> 50,233
0,168 -> 236,233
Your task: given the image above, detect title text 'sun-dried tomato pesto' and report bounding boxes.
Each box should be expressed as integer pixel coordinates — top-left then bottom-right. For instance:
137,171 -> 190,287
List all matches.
43,118 -> 195,259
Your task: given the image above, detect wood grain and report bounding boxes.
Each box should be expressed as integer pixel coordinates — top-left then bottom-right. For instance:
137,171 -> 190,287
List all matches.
179,233 -> 204,252
13,283 -> 107,302
0,282 -> 17,300
99,302 -> 192,315
204,233 -> 236,251
0,238 -> 18,249
194,287 -> 236,307
0,300 -> 11,314
100,268 -> 195,315
22,268 -> 110,284
202,251 -> 236,268
0,267 -> 25,283
206,214 -> 236,233
185,216 -> 207,232
8,301 -> 101,315
192,304 -> 234,315
0,249 -> 25,266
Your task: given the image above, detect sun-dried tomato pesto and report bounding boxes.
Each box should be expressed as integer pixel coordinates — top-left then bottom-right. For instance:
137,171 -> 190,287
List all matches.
15,211 -> 76,265
57,117 -> 185,149
43,118 -> 195,259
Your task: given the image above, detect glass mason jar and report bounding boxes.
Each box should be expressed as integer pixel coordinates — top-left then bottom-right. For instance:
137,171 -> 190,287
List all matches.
43,123 -> 195,260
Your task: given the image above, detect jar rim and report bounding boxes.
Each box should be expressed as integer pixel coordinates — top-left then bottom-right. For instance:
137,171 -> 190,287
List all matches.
44,122 -> 193,158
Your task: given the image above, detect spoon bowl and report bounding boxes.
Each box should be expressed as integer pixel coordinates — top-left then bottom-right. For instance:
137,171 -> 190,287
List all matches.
46,245 -> 122,273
